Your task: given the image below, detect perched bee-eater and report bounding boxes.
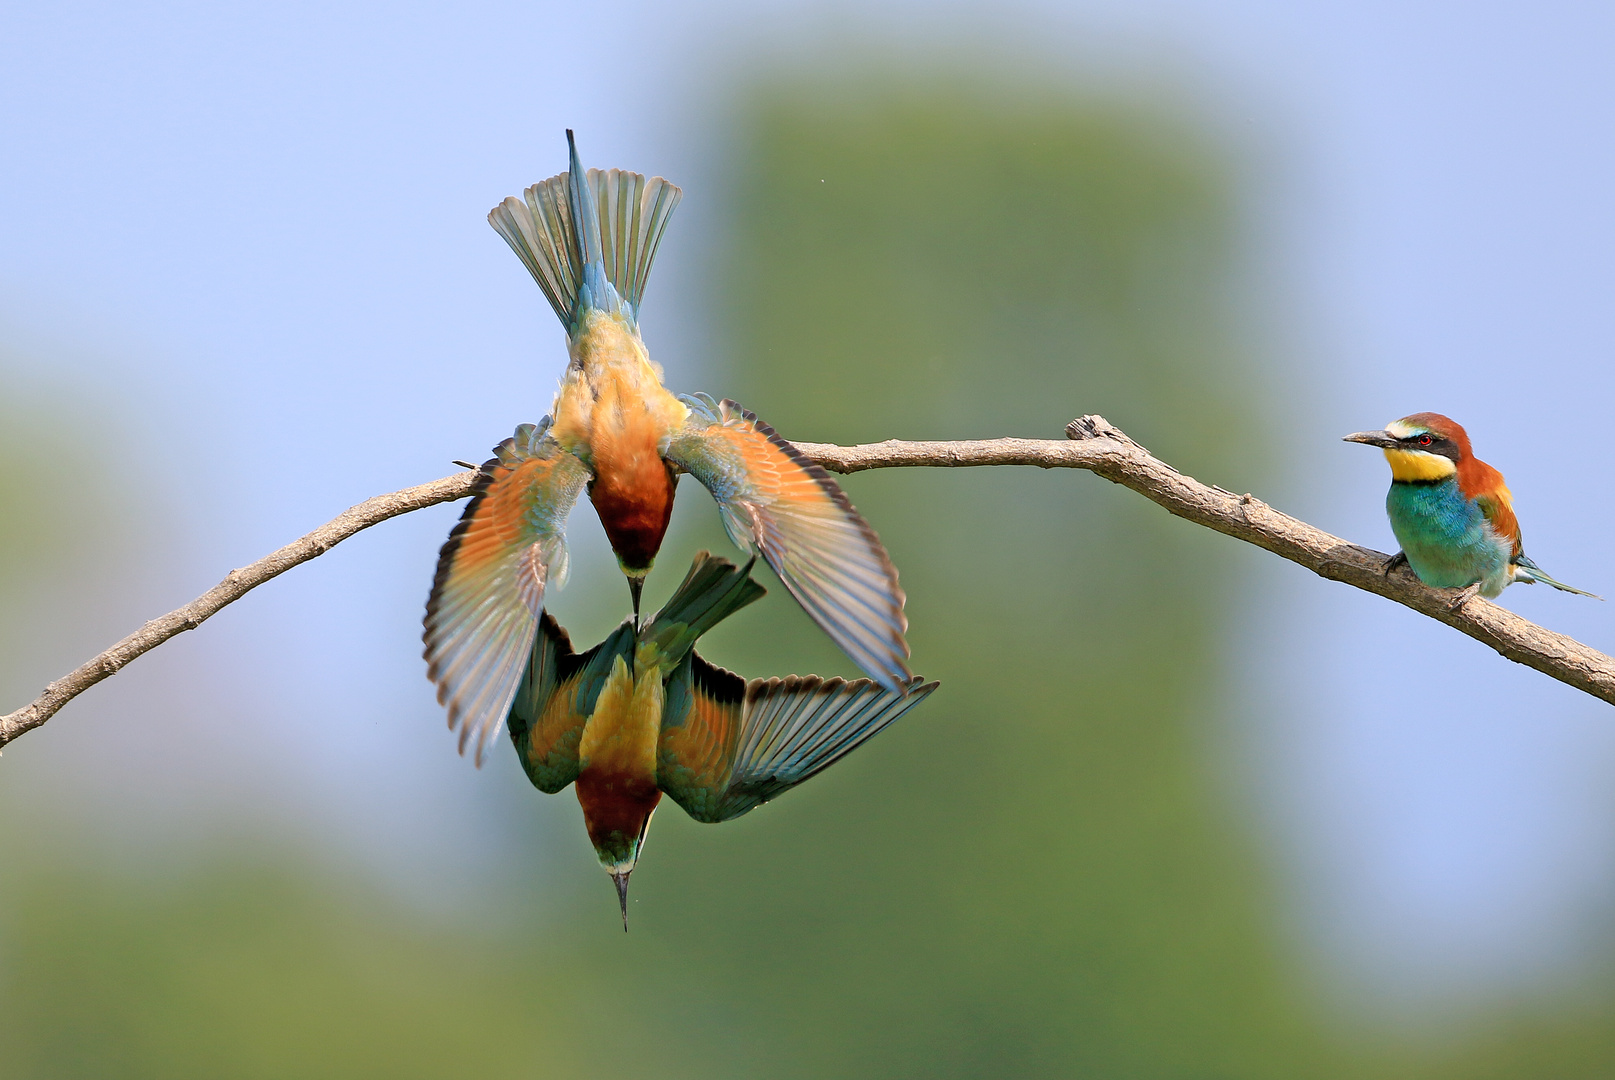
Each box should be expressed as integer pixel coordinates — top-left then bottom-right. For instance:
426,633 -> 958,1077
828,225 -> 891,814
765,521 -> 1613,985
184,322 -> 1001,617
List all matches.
507,551 -> 936,928
424,132 -> 912,762
1344,412 -> 1598,603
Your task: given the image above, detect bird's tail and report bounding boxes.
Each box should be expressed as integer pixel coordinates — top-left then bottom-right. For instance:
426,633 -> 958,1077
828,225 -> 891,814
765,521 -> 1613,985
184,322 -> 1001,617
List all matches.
487,130 -> 682,333
1514,555 -> 1603,599
640,552 -> 766,668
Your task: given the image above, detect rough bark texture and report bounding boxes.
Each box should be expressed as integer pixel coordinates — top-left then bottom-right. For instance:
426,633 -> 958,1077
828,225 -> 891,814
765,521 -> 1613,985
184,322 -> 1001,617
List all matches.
2,415 -> 1609,750
795,416 -> 1615,705
0,471 -> 481,748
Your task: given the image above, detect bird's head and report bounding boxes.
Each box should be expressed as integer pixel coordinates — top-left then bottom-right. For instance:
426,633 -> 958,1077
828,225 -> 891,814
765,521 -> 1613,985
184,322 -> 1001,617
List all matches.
578,787 -> 660,930
1343,412 -> 1472,482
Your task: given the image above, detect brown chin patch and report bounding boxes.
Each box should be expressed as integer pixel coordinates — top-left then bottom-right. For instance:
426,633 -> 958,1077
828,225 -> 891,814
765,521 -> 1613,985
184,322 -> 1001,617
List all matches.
590,463 -> 676,573
577,774 -> 662,869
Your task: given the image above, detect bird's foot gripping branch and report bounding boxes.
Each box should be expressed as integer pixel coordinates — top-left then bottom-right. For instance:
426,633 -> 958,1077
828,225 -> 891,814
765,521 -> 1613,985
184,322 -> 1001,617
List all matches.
2,414 -> 1613,752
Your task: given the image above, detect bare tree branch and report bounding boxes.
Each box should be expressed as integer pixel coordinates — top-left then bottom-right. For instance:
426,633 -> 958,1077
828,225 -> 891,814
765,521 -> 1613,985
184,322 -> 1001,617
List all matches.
796,415 -> 1615,705
0,471 -> 481,749
3,413 -> 1609,750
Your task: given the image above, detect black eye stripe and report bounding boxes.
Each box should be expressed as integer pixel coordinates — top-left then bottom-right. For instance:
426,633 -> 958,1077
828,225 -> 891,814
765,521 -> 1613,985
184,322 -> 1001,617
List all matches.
1396,433 -> 1459,460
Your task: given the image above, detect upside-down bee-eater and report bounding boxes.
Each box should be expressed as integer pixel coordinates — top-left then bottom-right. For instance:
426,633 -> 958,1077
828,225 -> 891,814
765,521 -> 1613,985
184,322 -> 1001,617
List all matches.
1344,412 -> 1598,602
506,551 -> 937,927
423,132 -> 912,762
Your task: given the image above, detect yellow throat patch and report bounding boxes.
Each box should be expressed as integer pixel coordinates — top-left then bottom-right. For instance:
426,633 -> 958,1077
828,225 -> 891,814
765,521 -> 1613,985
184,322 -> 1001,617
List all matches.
1383,448 -> 1457,482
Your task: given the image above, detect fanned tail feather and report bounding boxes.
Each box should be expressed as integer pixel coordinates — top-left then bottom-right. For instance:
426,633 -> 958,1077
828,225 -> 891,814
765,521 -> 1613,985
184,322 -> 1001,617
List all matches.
566,129 -> 603,278
488,131 -> 682,332
585,165 -> 681,314
489,175 -> 579,328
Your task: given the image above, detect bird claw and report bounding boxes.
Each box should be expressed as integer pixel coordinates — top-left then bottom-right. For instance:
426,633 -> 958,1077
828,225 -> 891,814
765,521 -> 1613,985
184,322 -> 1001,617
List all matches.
1447,583 -> 1481,611
1382,551 -> 1409,577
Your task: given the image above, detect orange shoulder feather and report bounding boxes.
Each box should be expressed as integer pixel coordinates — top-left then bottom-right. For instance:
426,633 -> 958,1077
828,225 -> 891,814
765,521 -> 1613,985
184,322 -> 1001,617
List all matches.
1459,456 -> 1520,553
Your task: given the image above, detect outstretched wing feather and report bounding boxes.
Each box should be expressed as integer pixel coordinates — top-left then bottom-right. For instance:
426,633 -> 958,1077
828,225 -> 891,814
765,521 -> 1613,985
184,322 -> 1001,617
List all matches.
423,423 -> 589,765
665,398 -> 911,690
713,675 -> 937,822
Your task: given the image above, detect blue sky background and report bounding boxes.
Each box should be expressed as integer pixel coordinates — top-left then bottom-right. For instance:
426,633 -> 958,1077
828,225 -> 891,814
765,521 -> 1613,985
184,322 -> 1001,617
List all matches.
3,0 -> 1613,1021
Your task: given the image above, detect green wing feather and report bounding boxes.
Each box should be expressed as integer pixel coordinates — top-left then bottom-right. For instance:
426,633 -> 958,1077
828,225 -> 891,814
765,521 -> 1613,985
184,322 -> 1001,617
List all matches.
507,615 -> 636,793
716,674 -> 937,821
658,655 -> 938,823
657,654 -> 748,822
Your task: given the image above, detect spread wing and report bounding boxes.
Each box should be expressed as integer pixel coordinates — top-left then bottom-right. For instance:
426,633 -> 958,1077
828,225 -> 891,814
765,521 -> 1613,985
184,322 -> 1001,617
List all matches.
508,615 -> 634,792
718,674 -> 937,821
423,420 -> 590,765
664,395 -> 911,691
657,651 -> 937,824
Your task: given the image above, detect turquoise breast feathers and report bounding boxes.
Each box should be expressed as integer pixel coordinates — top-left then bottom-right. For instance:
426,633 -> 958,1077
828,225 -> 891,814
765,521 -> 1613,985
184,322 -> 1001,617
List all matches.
1385,478 -> 1509,594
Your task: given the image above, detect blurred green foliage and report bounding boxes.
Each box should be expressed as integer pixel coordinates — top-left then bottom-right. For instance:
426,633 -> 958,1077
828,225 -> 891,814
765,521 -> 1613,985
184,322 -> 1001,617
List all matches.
646,78 -> 1311,1079
8,73 -> 1615,1079
1,856 -> 575,1079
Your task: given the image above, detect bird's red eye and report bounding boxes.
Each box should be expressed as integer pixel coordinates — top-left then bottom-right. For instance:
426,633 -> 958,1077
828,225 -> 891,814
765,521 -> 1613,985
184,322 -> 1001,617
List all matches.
1418,434 -> 1433,446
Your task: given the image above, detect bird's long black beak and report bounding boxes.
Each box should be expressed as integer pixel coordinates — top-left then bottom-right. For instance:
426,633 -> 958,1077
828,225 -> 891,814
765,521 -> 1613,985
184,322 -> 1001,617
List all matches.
1342,429 -> 1399,449
612,871 -> 631,932
627,577 -> 644,629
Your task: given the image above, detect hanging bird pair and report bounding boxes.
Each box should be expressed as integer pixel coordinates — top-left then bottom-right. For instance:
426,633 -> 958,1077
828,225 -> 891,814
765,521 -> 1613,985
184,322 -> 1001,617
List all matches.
510,550 -> 934,928
423,133 -> 933,925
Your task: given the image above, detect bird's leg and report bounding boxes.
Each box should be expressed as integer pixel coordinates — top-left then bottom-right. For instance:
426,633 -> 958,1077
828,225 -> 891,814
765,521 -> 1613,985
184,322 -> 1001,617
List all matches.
1382,551 -> 1409,577
1446,583 -> 1482,611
